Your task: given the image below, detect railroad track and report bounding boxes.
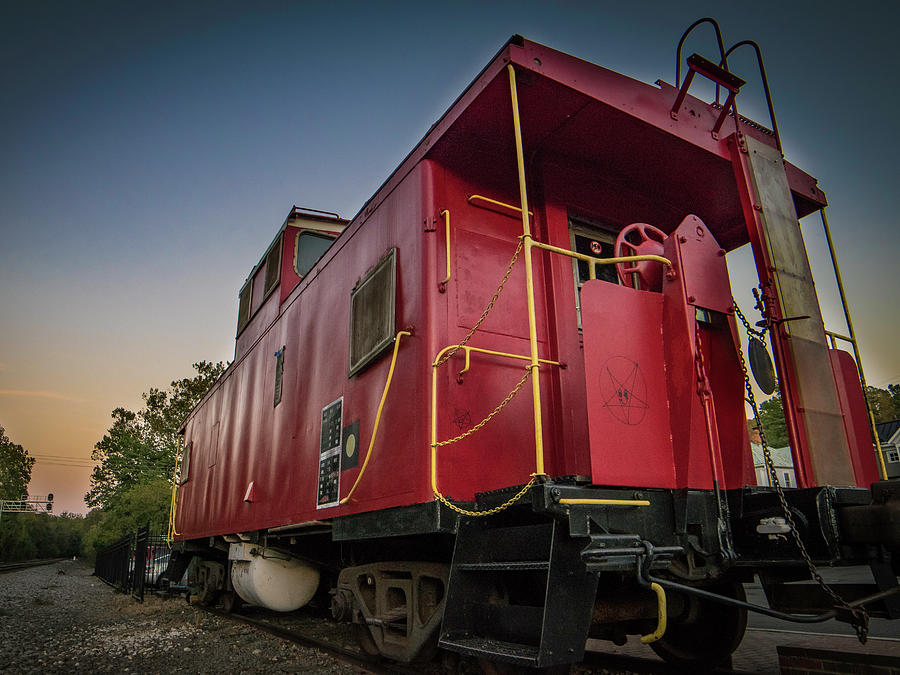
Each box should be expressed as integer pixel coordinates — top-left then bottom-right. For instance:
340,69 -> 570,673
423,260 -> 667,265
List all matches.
199,603 -> 748,674
201,605 -> 417,675
0,558 -> 67,574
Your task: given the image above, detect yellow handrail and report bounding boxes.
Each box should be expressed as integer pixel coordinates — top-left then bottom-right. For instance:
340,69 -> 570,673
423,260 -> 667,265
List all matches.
439,209 -> 451,291
430,345 -> 562,501
640,582 -> 668,644
820,209 -> 887,480
442,344 -> 561,378
508,64 -> 546,477
530,240 -> 672,279
341,330 -> 411,505
825,329 -> 853,344
468,194 -> 533,216
559,498 -> 650,507
167,447 -> 183,542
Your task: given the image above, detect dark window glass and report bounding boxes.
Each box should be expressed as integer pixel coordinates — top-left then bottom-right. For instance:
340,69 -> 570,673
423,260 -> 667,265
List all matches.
179,441 -> 192,484
264,237 -> 283,295
573,232 -> 619,284
237,280 -> 252,335
295,231 -> 335,277
274,347 -> 285,407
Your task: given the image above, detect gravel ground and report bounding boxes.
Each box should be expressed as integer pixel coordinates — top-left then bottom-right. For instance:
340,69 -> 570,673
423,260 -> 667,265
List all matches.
0,559 -> 363,674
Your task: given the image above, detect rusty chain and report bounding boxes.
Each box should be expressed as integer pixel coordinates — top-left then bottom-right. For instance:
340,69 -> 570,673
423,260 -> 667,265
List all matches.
734,299 -> 869,643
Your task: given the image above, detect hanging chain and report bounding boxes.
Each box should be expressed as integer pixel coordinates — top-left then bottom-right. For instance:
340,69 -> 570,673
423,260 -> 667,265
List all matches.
433,367 -> 531,447
435,476 -> 537,518
432,237 -> 533,517
734,301 -> 768,344
436,237 -> 524,367
734,299 -> 869,643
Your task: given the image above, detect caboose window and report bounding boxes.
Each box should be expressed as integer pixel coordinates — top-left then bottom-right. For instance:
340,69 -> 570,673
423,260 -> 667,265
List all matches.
348,248 -> 396,377
263,236 -> 283,297
569,218 -> 619,328
236,279 -> 252,335
294,231 -> 335,278
274,346 -> 285,407
179,440 -> 192,484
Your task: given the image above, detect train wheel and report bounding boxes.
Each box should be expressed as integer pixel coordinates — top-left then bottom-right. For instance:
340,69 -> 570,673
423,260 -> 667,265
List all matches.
221,590 -> 243,613
353,623 -> 381,658
649,580 -> 747,669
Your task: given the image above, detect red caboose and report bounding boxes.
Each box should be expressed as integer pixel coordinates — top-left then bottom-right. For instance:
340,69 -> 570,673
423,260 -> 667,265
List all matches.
171,28 -> 899,670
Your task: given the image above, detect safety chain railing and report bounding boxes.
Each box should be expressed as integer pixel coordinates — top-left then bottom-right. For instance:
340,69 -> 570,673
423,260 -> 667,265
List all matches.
435,238 -> 524,369
735,300 -> 870,643
430,63 -> 671,518
434,367 -> 532,448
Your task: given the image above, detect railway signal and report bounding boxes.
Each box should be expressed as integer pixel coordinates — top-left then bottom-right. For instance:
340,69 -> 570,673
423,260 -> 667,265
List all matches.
0,494 -> 56,525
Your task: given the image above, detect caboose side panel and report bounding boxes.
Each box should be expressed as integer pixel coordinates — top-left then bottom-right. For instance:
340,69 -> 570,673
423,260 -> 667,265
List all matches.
178,164 -> 439,539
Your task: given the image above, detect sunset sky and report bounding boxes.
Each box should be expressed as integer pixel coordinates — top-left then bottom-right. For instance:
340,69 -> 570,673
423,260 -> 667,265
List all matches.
2,1 -> 898,515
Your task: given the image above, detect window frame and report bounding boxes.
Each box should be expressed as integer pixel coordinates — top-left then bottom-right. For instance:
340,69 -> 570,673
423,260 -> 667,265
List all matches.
263,236 -> 283,298
294,230 -> 336,278
568,217 -> 620,329
236,279 -> 253,336
348,248 -> 397,378
179,440 -> 192,485
274,345 -> 285,407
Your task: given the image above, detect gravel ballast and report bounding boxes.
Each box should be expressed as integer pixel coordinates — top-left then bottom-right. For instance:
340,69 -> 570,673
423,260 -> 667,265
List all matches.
0,559 -> 361,674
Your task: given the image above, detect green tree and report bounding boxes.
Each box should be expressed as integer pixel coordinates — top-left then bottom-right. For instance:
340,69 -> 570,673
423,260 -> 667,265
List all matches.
757,395 -> 790,448
85,361 -> 226,510
865,385 -> 900,424
81,479 -> 171,555
889,384 -> 900,414
0,425 -> 35,500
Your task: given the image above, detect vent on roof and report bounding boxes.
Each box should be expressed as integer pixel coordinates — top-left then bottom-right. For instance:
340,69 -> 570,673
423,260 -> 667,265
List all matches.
349,249 -> 397,377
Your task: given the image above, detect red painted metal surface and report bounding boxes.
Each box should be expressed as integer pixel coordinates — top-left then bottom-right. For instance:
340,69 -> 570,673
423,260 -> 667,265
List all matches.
581,282 -> 675,488
176,36 -> 863,541
830,349 -> 880,487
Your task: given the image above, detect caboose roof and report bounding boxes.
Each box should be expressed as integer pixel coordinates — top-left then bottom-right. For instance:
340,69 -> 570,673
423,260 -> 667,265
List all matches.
351,35 -> 825,251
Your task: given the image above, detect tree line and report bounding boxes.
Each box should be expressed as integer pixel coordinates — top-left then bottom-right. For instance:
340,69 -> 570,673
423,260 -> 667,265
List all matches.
755,383 -> 900,448
0,361 -> 225,562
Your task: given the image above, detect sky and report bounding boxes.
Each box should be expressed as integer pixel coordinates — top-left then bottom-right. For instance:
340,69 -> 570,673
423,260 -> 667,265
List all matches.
1,1 -> 898,516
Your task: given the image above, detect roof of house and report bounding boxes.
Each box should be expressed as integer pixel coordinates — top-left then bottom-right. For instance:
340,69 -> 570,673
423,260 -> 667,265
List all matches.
875,419 -> 900,444
751,443 -> 794,468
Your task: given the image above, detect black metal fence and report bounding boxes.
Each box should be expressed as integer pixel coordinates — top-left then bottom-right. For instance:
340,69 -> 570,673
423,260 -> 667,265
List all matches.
94,524 -> 171,601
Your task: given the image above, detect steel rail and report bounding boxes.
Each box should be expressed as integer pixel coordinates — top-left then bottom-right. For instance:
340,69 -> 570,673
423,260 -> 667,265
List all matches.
200,605 -> 408,675
0,558 -> 68,574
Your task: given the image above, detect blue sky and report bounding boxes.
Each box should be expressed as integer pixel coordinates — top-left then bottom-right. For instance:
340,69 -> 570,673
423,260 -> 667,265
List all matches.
1,1 -> 897,514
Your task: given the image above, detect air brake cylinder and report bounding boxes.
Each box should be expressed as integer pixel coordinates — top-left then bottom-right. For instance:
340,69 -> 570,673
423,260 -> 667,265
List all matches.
229,542 -> 320,612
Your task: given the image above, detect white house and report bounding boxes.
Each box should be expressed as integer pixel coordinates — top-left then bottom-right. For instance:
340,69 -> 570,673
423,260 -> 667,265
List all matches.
875,419 -> 900,479
751,443 -> 797,487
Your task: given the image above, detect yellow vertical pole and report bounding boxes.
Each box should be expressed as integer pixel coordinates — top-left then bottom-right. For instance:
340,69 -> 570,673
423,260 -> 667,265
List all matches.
431,365 -> 439,493
507,64 -> 545,476
820,209 -> 888,479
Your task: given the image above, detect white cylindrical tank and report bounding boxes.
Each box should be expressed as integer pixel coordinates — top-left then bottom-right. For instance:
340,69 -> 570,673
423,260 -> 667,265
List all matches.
230,544 -> 320,612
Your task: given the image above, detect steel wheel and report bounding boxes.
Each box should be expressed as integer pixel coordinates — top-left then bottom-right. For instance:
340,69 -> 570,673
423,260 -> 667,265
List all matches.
649,580 -> 747,669
221,590 -> 243,613
353,623 -> 381,657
